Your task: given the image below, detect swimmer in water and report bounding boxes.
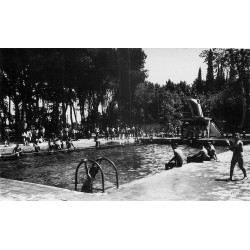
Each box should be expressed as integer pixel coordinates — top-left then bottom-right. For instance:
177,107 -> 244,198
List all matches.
165,143 -> 184,170
81,164 -> 100,193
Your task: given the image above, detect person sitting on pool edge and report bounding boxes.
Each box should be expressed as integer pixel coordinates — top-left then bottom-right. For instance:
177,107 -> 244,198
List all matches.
187,144 -> 210,163
54,138 -> 63,150
66,137 -> 76,150
48,139 -> 55,151
165,143 -> 184,170
33,141 -> 41,152
206,141 -> 217,161
13,144 -> 23,158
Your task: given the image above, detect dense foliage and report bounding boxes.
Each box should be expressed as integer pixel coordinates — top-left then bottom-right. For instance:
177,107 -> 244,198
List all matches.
0,48 -> 147,138
193,49 -> 250,132
0,48 -> 249,141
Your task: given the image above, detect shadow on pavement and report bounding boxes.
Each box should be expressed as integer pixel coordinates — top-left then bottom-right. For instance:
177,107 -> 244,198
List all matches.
215,177 -> 245,181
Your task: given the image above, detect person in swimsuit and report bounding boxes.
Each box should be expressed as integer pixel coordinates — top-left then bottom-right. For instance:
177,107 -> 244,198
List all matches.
187,144 -> 210,163
207,142 -> 217,160
81,164 -> 100,193
48,139 -> 55,151
165,143 -> 185,170
228,133 -> 247,181
33,142 -> 41,152
66,138 -> 76,150
22,130 -> 27,146
13,144 -> 23,158
4,127 -> 11,147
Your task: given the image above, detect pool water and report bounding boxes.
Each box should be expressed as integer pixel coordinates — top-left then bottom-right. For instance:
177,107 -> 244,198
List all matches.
0,144 -> 227,192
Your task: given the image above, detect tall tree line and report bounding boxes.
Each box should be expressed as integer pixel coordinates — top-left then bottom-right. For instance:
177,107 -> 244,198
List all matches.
0,48 -> 147,139
193,48 -> 250,132
1,48 -> 249,141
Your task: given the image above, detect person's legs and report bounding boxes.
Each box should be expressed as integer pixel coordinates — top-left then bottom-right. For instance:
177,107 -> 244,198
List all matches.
230,157 -> 237,180
165,162 -> 176,170
176,163 -> 183,168
237,157 -> 247,178
187,155 -> 202,163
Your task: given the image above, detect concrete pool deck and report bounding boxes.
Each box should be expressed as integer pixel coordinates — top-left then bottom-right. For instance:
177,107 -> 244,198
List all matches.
1,144 -> 250,201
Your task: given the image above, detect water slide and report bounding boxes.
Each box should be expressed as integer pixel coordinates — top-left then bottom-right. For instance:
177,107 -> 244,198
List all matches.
210,122 -> 223,138
187,99 -> 223,138
188,99 -> 204,117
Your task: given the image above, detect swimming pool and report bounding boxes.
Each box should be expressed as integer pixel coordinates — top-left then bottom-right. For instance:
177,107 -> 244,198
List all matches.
0,144 -> 227,192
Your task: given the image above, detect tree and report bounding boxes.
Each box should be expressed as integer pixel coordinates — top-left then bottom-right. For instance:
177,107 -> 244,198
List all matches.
206,49 -> 214,93
193,67 -> 205,94
116,48 -> 147,125
200,48 -> 250,132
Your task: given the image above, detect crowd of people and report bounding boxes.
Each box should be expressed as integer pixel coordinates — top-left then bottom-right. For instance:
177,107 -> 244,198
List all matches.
4,126 -> 77,155
21,127 -> 46,146
91,125 -> 144,142
1,123 -> 248,181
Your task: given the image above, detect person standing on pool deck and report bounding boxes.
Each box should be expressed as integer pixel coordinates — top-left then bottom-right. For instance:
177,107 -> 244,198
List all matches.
22,130 -> 27,146
4,126 -> 11,147
228,133 -> 247,181
165,143 -> 184,170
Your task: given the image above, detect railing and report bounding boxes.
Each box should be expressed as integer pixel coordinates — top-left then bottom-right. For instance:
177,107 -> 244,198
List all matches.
75,159 -> 105,193
95,157 -> 119,189
75,157 -> 119,193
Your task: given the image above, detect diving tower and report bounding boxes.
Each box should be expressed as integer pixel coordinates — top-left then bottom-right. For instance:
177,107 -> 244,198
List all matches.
181,99 -> 222,139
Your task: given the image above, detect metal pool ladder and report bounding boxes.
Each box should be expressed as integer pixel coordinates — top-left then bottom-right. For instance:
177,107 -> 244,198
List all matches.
75,157 -> 119,193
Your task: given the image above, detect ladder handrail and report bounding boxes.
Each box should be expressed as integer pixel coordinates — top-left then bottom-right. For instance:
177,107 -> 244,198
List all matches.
75,158 -> 105,193
95,157 -> 119,189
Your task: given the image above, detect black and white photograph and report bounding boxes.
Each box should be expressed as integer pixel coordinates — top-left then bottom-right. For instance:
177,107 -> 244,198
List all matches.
1,48 -> 249,201
0,1 -> 250,250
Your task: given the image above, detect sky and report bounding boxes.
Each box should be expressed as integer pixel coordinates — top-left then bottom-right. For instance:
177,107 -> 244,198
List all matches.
143,48 -> 208,86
